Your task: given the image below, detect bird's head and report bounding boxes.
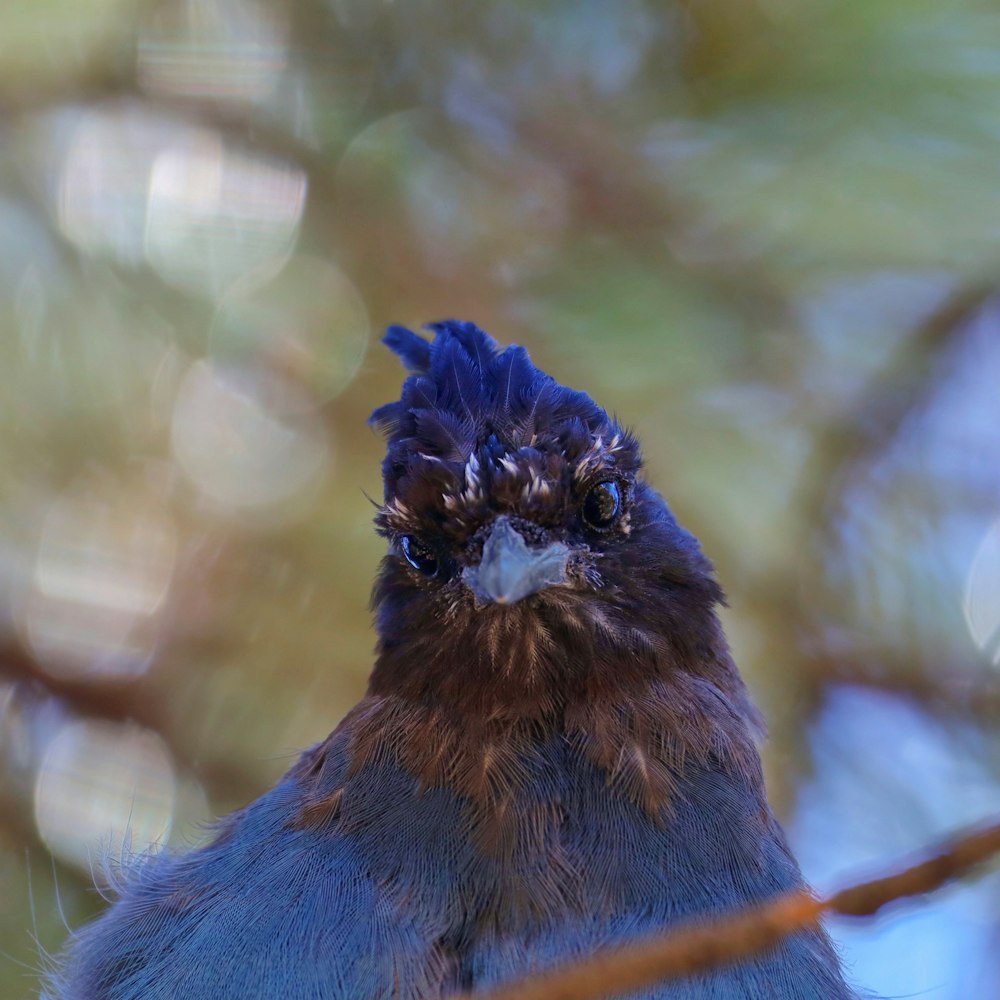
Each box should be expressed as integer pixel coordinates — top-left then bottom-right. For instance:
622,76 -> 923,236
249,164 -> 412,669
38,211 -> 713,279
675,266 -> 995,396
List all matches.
367,322 -> 747,721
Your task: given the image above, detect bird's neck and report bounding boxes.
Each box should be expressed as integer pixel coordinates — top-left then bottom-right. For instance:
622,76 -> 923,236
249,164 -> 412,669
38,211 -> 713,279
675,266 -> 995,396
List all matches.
369,587 -> 758,719
344,663 -> 763,822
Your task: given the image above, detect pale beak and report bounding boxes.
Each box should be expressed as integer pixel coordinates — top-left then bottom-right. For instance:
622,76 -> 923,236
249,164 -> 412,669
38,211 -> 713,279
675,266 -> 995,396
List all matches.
462,516 -> 569,605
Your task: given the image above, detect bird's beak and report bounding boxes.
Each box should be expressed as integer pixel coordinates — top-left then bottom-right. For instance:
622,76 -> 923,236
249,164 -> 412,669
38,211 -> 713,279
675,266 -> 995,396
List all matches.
462,516 -> 569,606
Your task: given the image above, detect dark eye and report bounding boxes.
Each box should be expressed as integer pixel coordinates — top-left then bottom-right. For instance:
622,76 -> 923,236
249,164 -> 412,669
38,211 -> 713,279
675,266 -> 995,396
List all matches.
582,480 -> 622,530
401,536 -> 439,576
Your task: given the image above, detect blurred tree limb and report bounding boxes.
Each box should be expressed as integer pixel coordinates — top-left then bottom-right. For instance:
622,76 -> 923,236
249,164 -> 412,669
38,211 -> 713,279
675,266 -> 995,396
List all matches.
454,818 -> 1000,1000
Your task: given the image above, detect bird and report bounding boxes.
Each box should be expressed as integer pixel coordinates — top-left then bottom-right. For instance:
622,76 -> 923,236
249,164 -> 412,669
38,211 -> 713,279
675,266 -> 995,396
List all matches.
48,320 -> 854,999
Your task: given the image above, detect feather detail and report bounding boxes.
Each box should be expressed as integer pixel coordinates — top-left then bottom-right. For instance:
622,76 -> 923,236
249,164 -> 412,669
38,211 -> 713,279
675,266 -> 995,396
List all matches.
384,324 -> 433,372
427,319 -> 498,375
411,408 -> 475,462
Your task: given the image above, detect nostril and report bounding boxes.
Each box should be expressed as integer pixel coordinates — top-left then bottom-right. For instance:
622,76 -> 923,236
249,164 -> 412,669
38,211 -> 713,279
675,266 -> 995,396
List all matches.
468,515 -> 549,561
511,519 -> 549,547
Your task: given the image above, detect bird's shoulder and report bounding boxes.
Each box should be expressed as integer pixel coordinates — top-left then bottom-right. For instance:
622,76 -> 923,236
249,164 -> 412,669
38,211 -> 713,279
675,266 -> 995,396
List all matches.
48,715 -> 468,1000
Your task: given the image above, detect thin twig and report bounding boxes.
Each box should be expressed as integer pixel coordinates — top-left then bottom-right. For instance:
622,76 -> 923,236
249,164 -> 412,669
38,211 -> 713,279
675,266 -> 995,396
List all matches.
454,818 -> 1000,1000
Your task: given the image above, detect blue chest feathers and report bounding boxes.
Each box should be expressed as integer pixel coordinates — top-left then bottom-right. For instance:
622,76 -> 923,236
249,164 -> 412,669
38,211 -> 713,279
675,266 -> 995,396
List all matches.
53,728 -> 851,999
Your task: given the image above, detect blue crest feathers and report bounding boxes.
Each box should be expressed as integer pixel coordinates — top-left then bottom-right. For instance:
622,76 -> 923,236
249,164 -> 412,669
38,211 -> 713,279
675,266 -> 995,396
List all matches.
371,321 -> 617,493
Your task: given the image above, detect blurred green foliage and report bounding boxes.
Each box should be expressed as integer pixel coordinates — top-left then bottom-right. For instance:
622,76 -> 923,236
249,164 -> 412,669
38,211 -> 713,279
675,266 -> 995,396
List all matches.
1,2 -> 999,997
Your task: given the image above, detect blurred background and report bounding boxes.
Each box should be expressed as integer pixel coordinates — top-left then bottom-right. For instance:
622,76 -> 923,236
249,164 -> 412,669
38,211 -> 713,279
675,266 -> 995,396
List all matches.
0,1 -> 999,997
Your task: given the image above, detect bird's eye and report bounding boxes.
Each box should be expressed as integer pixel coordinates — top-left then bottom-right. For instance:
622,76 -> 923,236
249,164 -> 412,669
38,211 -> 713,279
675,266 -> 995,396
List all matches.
401,536 -> 439,576
581,480 -> 622,530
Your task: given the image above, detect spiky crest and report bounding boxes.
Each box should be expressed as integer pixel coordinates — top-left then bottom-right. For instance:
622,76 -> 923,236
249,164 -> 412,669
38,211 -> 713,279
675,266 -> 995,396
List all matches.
370,321 -> 639,512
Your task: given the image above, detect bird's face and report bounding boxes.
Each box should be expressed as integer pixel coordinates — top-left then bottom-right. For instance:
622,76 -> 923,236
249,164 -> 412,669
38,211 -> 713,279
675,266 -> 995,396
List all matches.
379,427 -> 635,609
368,323 -> 725,711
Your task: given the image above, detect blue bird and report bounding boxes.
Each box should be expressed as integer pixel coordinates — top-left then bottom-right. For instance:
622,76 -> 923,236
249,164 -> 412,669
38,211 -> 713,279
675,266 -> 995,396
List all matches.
49,322 -> 855,999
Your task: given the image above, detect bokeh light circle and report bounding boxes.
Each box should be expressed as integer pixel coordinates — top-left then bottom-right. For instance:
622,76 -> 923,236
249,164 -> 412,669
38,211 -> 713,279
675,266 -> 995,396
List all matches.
964,516 -> 1000,666
34,720 -> 176,874
171,358 -> 330,517
145,137 -> 307,300
138,0 -> 289,106
19,483 -> 177,682
210,255 -> 369,411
